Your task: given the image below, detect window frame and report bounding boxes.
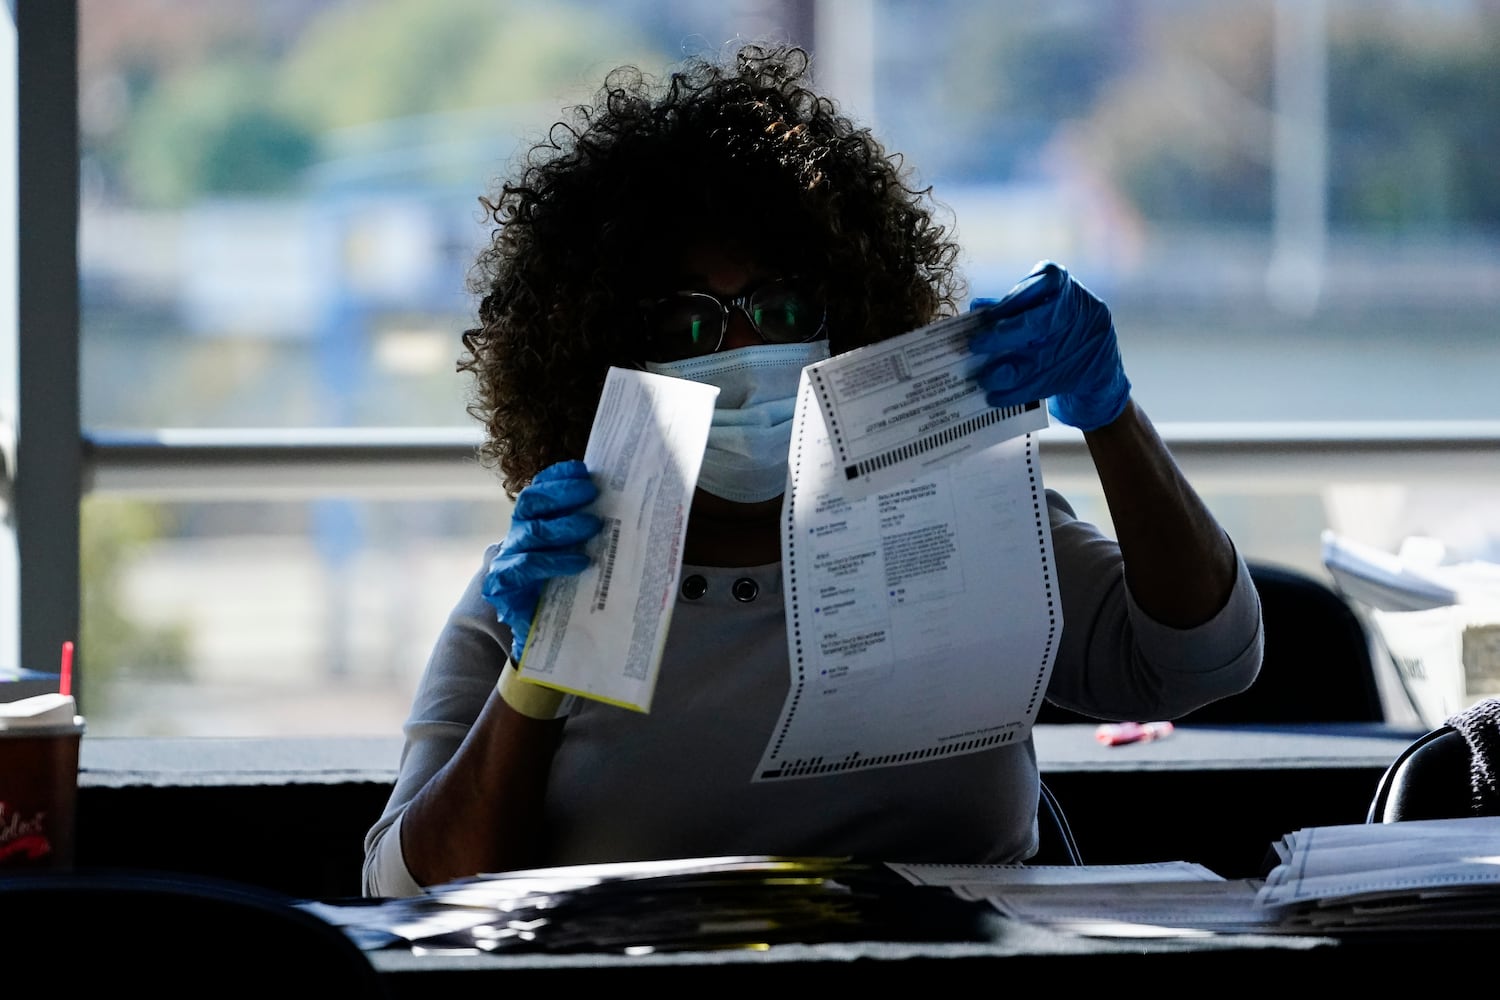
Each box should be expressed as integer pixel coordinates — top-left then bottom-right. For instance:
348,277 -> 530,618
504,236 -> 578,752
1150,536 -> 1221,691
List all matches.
14,0 -> 81,700
13,1 -> 1500,726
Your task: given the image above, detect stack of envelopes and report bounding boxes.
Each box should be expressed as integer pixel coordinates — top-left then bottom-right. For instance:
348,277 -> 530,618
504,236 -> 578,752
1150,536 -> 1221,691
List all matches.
312,856 -> 990,954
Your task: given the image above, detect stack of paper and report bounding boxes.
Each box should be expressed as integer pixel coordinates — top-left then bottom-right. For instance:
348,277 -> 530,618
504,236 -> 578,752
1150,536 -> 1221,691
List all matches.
302,856 -> 988,954
1256,816 -> 1500,931
1322,531 -> 1500,727
307,826 -> 1500,951
1320,531 -> 1461,612
897,819 -> 1500,938
889,861 -> 1276,937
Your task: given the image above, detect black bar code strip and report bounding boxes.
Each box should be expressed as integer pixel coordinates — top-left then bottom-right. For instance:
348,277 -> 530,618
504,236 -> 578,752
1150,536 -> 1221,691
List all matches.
843,400 -> 1039,480
592,518 -> 622,612
759,729 -> 1015,780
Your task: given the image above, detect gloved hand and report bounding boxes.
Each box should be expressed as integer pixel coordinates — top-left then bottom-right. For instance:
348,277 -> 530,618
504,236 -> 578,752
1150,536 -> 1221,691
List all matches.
482,459 -> 602,661
968,260 -> 1131,431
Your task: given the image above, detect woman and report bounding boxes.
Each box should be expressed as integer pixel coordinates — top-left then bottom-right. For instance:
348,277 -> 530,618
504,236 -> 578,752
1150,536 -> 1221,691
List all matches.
362,43 -> 1262,897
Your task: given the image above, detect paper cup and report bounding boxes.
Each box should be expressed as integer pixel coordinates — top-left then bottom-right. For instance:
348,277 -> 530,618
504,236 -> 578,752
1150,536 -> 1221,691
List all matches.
0,693 -> 87,871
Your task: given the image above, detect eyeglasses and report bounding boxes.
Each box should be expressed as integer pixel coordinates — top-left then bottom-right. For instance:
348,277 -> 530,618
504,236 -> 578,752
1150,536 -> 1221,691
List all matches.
640,279 -> 827,362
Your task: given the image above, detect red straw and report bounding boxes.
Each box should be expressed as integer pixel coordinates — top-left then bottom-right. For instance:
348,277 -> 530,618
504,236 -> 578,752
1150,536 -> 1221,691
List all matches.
59,641 -> 74,697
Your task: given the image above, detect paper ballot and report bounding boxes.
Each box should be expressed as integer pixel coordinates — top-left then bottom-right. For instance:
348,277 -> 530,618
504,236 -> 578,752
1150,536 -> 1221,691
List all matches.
753,371 -> 1059,781
518,367 -> 717,712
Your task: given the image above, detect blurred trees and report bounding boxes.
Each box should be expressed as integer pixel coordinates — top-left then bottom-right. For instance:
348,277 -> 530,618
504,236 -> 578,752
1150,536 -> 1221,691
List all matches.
275,0 -> 654,131
122,60 -> 317,206
1326,14 -> 1500,230
909,2 -> 1133,181
79,0 -> 1500,230
80,499 -> 190,713
81,0 -> 657,207
1088,4 -> 1497,231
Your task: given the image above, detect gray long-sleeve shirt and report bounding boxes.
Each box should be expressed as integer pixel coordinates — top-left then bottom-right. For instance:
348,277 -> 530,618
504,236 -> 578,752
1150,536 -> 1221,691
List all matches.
363,491 -> 1263,897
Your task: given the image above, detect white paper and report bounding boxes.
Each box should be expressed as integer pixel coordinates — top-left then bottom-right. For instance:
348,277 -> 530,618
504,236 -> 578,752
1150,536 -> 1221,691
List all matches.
886,860 -> 1226,889
976,880 -> 1275,937
803,304 -> 1048,499
1321,529 -> 1500,726
1321,530 -> 1458,612
886,861 -> 1272,939
519,367 -> 718,712
752,372 -> 1059,781
1256,816 -> 1500,925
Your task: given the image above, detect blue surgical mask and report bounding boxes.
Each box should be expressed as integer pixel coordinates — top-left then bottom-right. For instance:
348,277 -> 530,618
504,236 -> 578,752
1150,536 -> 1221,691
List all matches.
644,340 -> 831,502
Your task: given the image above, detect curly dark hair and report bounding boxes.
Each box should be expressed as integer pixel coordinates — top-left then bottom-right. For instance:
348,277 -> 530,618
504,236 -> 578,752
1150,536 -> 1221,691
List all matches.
459,43 -> 964,497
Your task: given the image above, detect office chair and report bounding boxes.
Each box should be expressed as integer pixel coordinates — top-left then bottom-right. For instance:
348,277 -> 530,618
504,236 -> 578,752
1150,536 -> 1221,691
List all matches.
1035,560 -> 1385,725
1365,725 -> 1472,822
0,868 -> 390,996
1183,560 -> 1384,723
1030,779 -> 1085,865
1367,696 -> 1500,822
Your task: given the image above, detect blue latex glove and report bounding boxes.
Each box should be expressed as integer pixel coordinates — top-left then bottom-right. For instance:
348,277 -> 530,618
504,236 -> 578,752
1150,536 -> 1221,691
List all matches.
968,260 -> 1131,431
482,460 -> 602,661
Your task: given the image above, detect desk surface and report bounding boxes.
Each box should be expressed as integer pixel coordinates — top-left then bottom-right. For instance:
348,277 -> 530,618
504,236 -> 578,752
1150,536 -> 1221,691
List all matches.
72,722 -> 1435,895
77,722 -> 1430,788
1033,720 -> 1427,771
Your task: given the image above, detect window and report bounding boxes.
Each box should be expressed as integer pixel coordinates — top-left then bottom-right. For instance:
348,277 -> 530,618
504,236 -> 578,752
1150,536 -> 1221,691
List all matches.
9,0 -> 1499,736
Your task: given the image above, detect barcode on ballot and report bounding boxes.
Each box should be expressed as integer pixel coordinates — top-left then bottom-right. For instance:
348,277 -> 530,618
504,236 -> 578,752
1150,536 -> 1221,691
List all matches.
843,399 -> 1040,480
592,517 -> 622,611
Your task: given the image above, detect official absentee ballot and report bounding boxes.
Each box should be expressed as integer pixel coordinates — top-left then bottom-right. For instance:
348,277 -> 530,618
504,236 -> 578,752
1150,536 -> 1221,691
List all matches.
755,370 -> 1058,782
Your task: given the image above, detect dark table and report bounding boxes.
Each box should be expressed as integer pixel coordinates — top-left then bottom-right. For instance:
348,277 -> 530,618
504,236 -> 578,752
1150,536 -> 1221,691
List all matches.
74,722 -> 1430,895
1030,721 -> 1429,876
362,884 -> 1489,990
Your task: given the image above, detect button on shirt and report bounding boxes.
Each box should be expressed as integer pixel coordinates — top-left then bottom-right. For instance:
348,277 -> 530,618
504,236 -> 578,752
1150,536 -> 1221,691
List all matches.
680,573 -> 762,604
